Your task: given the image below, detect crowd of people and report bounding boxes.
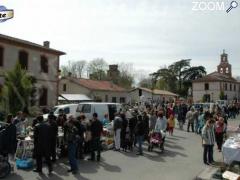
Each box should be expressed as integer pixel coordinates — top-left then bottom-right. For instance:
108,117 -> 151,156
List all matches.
0,101 -> 239,175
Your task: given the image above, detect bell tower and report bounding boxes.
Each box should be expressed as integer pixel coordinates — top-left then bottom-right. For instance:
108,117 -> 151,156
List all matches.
217,50 -> 232,77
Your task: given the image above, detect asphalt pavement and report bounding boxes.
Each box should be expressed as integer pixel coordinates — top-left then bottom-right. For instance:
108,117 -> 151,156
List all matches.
6,118 -> 240,180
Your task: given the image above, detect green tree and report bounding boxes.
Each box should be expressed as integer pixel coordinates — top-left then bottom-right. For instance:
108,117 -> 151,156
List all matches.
1,62 -> 35,114
219,91 -> 225,100
153,59 -> 206,97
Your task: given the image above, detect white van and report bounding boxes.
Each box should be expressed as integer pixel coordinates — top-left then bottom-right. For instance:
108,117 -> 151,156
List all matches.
76,102 -> 122,121
43,104 -> 79,120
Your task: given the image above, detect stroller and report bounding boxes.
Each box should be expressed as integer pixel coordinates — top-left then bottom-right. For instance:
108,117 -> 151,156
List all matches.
148,131 -> 165,152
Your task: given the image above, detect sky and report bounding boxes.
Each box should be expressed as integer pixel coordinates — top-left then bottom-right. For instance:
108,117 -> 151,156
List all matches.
1,0 -> 240,78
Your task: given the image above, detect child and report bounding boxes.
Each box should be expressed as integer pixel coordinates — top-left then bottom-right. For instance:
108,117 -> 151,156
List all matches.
168,114 -> 175,136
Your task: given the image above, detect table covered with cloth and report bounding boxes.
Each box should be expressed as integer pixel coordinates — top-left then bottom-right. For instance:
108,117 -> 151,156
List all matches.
222,135 -> 240,165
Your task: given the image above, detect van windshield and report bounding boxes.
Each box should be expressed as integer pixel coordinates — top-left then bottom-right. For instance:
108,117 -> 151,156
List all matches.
54,107 -> 70,114
81,104 -> 91,113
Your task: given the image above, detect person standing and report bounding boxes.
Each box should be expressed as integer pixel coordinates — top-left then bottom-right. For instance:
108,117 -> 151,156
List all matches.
215,117 -> 226,152
142,112 -> 149,141
113,113 -> 122,151
154,111 -> 167,149
168,114 -> 175,136
177,104 -> 185,130
57,109 -> 67,128
88,113 -> 103,161
75,115 -> 86,159
48,114 -> 58,162
186,107 -> 195,132
65,116 -> 79,174
134,115 -> 145,155
120,113 -> 128,151
101,114 -> 109,127
33,116 -> 52,174
128,111 -> 138,149
149,110 -> 157,132
202,119 -> 215,165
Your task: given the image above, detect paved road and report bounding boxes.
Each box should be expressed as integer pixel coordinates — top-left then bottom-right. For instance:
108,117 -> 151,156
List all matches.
6,119 -> 239,180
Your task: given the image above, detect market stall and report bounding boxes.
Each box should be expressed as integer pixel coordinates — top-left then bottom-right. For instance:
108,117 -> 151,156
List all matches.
222,134 -> 240,165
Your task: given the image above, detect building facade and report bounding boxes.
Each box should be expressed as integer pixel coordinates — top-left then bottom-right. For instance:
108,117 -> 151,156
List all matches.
59,77 -> 128,103
0,34 -> 65,108
192,51 -> 240,102
129,87 -> 178,104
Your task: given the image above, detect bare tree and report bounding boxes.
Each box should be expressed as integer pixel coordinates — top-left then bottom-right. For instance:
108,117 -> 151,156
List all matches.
87,58 -> 108,80
75,60 -> 86,78
61,60 -> 87,78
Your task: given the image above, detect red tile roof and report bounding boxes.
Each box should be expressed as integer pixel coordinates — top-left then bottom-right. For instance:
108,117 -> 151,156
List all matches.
65,77 -> 126,92
193,72 -> 239,83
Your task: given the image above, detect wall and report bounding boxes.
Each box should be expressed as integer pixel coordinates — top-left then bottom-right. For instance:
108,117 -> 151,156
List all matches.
0,42 -> 60,107
192,81 -> 240,102
59,79 -> 128,103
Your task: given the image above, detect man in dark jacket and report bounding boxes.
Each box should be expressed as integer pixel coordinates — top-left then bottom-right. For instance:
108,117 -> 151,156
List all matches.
142,112 -> 149,141
65,117 -> 79,174
88,113 -> 103,161
48,114 -> 58,162
134,115 -> 145,155
75,116 -> 86,159
33,116 -> 52,174
129,111 -> 138,148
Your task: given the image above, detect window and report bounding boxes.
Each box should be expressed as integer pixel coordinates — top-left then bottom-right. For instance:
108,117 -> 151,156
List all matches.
40,56 -> 48,73
105,95 -> 108,102
120,97 -> 126,103
19,51 -> 28,69
63,84 -> 67,92
230,84 -> 232,91
220,68 -> 223,73
204,83 -> 209,90
234,84 -> 236,91
81,104 -> 91,113
226,67 -> 229,73
63,107 -> 70,114
225,83 -> 228,91
112,97 -> 117,103
0,47 -> 3,67
39,87 -> 48,106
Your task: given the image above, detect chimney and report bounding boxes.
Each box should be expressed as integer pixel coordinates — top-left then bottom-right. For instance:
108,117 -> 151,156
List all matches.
43,41 -> 50,48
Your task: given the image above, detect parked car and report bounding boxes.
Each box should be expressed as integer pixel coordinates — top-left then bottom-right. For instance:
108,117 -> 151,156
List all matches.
76,102 -> 122,122
43,104 -> 79,120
